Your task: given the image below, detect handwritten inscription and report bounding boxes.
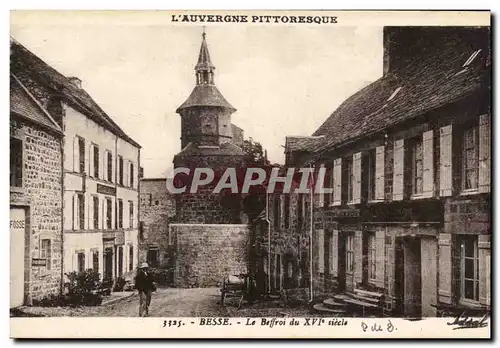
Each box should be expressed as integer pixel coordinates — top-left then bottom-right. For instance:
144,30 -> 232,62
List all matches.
447,312 -> 489,330
361,319 -> 396,333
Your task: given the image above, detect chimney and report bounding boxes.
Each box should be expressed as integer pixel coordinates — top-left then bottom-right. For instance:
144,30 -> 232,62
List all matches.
68,76 -> 82,89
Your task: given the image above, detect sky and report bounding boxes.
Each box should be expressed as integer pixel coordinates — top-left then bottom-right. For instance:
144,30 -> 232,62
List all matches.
10,12 -> 383,178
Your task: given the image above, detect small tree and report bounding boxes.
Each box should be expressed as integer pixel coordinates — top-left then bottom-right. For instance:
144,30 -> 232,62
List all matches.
64,269 -> 103,306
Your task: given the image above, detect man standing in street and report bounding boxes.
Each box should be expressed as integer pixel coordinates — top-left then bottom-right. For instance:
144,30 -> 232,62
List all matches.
135,262 -> 156,317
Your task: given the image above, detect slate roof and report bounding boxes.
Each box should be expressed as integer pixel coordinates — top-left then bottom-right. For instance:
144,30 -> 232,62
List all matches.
195,33 -> 215,71
10,74 -> 63,135
309,30 -> 490,159
176,84 -> 236,112
10,38 -> 141,148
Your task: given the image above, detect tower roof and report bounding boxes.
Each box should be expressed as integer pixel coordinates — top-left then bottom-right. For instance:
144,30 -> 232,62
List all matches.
195,32 -> 215,71
177,31 -> 236,113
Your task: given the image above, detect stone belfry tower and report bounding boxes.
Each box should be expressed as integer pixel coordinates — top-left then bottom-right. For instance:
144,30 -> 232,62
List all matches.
176,31 -> 237,149
173,30 -> 246,224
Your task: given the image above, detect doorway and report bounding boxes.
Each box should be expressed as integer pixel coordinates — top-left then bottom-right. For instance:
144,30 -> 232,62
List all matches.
337,234 -> 346,293
103,247 -> 113,281
10,208 -> 26,308
402,237 -> 422,318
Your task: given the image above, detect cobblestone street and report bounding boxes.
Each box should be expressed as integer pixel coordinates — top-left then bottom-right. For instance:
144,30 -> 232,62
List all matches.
14,287 -> 317,318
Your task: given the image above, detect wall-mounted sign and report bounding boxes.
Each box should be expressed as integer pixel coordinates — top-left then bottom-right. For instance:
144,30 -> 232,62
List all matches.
329,209 -> 360,218
97,183 -> 116,196
32,258 -> 47,267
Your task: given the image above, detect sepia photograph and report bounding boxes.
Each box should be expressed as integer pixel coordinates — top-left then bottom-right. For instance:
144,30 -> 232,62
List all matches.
8,10 -> 491,339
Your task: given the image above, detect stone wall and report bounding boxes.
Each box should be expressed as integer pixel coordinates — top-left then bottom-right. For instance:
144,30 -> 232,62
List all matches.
138,179 -> 176,265
10,117 -> 63,303
171,224 -> 249,287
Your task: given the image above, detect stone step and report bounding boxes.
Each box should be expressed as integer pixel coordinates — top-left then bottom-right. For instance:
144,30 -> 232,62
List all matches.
313,303 -> 347,314
323,298 -> 346,309
333,294 -> 352,303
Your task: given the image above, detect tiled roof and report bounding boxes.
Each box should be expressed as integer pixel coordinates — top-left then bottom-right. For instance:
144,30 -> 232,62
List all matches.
176,84 -> 236,112
10,38 -> 141,148
174,141 -> 245,157
10,74 -> 63,134
310,31 -> 490,158
285,136 -> 325,153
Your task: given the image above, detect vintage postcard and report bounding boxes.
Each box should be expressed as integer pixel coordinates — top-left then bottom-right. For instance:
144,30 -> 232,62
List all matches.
9,10 -> 491,339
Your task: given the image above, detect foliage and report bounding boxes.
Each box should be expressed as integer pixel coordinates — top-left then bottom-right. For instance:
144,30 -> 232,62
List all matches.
63,269 -> 104,306
242,138 -> 268,167
149,267 -> 174,286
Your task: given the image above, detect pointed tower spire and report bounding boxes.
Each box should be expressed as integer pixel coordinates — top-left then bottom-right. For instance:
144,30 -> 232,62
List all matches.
195,28 -> 215,85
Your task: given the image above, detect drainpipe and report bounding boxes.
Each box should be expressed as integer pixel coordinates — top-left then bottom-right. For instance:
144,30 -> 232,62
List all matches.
59,128 -> 65,295
309,163 -> 314,302
265,191 -> 271,294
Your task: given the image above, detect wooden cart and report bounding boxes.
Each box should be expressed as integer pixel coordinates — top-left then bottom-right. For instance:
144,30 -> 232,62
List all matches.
220,274 -> 257,309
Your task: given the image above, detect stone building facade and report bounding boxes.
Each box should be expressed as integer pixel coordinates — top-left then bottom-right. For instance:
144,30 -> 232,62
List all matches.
10,72 -> 64,306
11,39 -> 142,286
262,26 -> 491,317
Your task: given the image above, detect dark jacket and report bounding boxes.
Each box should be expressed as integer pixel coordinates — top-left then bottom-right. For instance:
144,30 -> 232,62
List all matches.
135,269 -> 156,292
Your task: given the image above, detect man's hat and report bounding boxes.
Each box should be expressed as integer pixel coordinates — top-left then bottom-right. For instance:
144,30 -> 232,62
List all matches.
139,262 -> 149,269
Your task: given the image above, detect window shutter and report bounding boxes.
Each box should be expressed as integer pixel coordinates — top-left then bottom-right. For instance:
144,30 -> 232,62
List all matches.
318,229 -> 324,273
89,145 -> 94,177
478,235 -> 491,305
375,146 -> 385,201
375,229 -> 385,288
479,114 -> 491,193
73,137 -> 79,173
72,194 -> 78,230
438,233 -> 452,304
354,230 -> 363,286
333,158 -> 342,206
124,160 -> 129,187
352,152 -> 362,204
317,164 -> 325,208
439,125 -> 453,197
330,229 -> 338,277
392,139 -> 404,201
102,151 -> 107,182
72,251 -> 77,272
422,130 -> 434,198
89,196 -> 94,230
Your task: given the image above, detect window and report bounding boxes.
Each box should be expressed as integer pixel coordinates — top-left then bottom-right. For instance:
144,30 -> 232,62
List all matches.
129,163 -> 134,187
462,125 -> 479,191
41,239 -> 51,270
129,201 -> 134,228
326,166 -> 334,206
284,195 -> 290,229
147,248 -> 159,268
458,235 -> 479,302
93,145 -> 99,178
411,137 -> 424,195
93,196 -> 99,229
368,233 -> 376,280
77,252 -> 85,273
129,246 -> 134,271
346,157 -> 354,202
77,194 -> 85,230
118,156 -> 124,186
346,234 -> 354,273
273,195 -> 281,230
78,137 -> 85,174
92,250 -> 99,271
10,137 -> 23,187
117,199 -> 123,229
105,198 -> 112,229
365,151 -> 376,201
106,151 -> 113,182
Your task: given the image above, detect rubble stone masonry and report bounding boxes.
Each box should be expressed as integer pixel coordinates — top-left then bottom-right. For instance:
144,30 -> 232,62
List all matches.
10,117 -> 63,303
171,224 -> 249,287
